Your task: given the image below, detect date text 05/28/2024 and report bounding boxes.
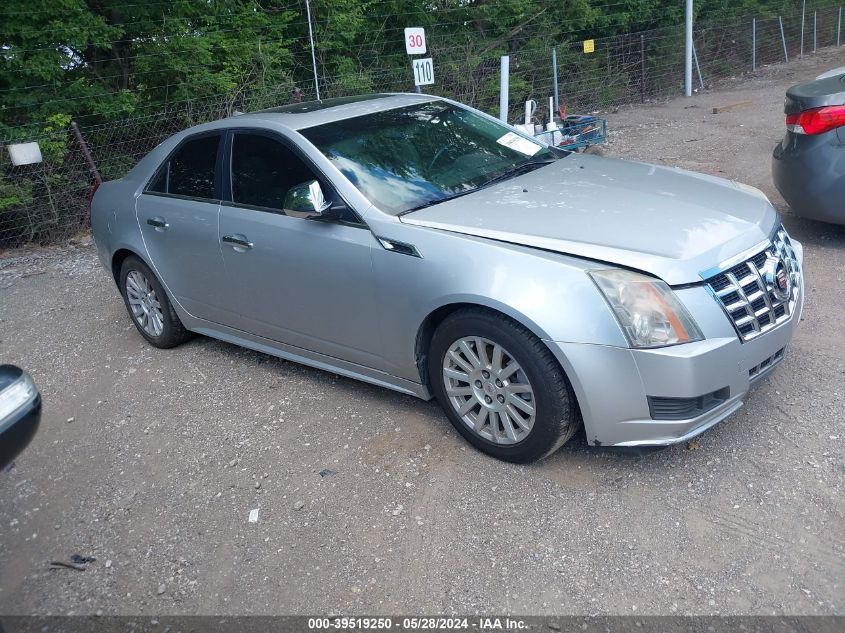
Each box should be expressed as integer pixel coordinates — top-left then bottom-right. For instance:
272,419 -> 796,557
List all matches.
307,617 -> 528,631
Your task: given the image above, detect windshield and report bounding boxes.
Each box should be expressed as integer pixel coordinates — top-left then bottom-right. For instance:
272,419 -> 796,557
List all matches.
300,101 -> 561,215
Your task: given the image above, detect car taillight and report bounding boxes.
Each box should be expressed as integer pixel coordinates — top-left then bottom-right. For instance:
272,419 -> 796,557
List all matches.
786,105 -> 845,135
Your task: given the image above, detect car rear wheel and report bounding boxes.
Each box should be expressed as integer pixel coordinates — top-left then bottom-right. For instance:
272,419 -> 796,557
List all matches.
119,255 -> 192,349
429,308 -> 580,463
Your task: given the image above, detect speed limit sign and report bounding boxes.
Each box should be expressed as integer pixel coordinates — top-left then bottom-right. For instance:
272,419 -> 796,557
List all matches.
412,57 -> 434,86
404,27 -> 427,55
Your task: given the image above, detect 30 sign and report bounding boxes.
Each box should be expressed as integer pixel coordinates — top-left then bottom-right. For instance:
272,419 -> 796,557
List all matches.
404,27 -> 427,55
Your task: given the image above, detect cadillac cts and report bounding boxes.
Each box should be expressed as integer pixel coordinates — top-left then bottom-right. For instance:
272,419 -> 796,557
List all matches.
91,94 -> 803,463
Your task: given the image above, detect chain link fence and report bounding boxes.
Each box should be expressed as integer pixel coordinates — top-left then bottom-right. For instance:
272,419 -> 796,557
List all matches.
1,4 -> 843,249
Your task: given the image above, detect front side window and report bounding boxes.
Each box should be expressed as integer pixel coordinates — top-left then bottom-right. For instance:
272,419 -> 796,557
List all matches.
148,134 -> 220,200
230,133 -> 318,211
300,101 -> 561,215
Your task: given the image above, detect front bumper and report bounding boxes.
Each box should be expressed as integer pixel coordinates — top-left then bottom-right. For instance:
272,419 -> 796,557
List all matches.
548,241 -> 804,447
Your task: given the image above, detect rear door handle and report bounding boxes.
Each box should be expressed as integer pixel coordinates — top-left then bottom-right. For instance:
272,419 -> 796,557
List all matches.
146,217 -> 169,231
222,234 -> 254,250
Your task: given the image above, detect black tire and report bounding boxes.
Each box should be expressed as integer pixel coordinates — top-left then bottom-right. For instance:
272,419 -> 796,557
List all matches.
429,308 -> 581,463
119,255 -> 193,349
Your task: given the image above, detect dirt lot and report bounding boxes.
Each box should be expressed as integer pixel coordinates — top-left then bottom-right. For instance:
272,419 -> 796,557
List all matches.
1,48 -> 844,617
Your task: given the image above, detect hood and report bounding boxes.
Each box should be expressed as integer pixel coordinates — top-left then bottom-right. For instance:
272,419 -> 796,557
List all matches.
400,154 -> 778,285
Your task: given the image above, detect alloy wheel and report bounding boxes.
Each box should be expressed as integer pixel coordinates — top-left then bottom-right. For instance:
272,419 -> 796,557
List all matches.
442,336 -> 536,445
125,270 -> 165,337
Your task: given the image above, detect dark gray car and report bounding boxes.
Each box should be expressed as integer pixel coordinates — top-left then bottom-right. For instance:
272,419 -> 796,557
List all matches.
772,70 -> 845,224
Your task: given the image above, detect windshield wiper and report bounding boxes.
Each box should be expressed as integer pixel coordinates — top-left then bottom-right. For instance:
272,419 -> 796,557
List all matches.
479,158 -> 558,188
399,189 -> 480,215
399,158 -> 557,216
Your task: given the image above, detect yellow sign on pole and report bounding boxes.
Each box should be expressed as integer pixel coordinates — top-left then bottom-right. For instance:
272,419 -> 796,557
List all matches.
583,39 -> 595,53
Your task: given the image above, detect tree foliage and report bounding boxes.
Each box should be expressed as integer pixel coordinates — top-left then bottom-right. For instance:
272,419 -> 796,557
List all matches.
0,0 -> 830,134
1,0 -> 297,136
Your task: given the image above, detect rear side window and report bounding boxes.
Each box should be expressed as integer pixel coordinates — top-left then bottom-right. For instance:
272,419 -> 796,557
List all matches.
231,133 -> 318,211
147,164 -> 167,193
148,134 -> 220,200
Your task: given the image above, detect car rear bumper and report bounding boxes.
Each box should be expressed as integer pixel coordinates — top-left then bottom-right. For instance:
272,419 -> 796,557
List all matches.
772,132 -> 845,224
547,245 -> 804,447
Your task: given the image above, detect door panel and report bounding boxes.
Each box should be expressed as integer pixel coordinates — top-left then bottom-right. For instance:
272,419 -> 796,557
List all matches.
137,195 -> 231,323
135,131 -> 235,324
218,207 -> 383,370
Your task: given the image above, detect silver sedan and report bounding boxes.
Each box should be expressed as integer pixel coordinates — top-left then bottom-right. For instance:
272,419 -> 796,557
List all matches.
91,94 -> 803,462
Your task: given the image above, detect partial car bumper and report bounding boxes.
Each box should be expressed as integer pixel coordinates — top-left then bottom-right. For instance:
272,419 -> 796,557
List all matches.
548,242 -> 804,447
0,394 -> 41,470
772,132 -> 845,224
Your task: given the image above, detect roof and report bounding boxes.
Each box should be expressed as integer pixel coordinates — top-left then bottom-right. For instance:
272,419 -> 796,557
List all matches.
235,92 -> 440,130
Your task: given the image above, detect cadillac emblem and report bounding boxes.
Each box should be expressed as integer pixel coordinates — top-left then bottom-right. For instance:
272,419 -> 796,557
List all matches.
764,256 -> 791,302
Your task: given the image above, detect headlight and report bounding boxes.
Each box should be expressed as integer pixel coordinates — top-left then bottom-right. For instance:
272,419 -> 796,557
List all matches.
589,269 -> 703,348
0,371 -> 38,424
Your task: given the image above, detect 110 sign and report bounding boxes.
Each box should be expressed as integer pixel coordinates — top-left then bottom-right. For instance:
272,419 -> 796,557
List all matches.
412,57 -> 434,86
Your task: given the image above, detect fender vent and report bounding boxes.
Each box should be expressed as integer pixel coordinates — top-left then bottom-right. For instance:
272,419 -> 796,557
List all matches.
376,237 -> 421,258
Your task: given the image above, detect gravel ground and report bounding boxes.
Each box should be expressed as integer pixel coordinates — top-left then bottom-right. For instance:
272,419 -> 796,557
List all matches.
1,48 -> 843,617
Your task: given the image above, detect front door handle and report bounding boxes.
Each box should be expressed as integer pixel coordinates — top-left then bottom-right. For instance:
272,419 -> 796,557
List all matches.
147,217 -> 169,231
222,234 -> 254,250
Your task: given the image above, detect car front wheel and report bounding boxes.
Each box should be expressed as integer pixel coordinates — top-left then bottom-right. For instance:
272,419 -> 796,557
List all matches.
428,308 -> 580,463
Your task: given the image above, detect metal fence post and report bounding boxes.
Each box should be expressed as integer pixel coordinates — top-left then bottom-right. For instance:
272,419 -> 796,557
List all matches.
70,122 -> 102,185
685,0 -> 693,97
800,0 -> 805,57
752,17 -> 757,71
779,16 -> 789,62
499,56 -> 509,123
839,6 -> 842,46
813,10 -> 817,53
640,34 -> 646,103
305,0 -> 320,100
552,47 -> 559,115
692,42 -> 705,90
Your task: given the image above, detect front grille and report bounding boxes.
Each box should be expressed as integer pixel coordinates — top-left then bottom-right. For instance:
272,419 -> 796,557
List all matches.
704,227 -> 800,342
648,387 -> 730,421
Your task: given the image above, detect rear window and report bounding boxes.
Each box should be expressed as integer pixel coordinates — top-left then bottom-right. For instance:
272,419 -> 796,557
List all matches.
148,134 -> 220,200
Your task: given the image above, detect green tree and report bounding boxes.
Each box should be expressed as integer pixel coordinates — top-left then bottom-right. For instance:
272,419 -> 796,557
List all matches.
0,0 -> 299,134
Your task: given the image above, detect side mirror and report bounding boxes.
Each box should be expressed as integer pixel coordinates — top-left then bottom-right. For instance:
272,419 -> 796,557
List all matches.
283,180 -> 334,219
0,365 -> 41,471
